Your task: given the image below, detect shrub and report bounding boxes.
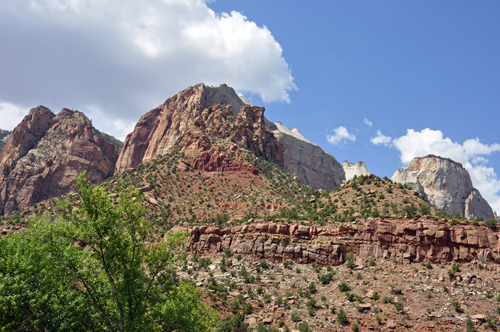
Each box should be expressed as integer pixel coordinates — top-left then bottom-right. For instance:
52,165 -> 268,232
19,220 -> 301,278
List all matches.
308,282 -> 317,294
393,302 -> 404,313
383,296 -> 394,304
485,219 -> 498,230
451,301 -> 461,312
372,291 -> 380,300
346,260 -> 355,269
299,321 -> 311,332
336,308 -> 348,325
351,322 -> 359,332
338,281 -> 351,292
291,310 -> 301,322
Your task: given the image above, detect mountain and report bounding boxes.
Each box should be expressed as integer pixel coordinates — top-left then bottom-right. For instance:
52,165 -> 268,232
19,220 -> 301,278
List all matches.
0,129 -> 11,151
391,154 -> 495,220
0,106 -> 119,215
342,160 -> 371,181
116,83 -> 345,189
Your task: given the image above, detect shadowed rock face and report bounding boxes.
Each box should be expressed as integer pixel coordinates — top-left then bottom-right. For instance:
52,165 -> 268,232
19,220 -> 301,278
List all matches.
392,155 -> 495,220
0,106 -> 119,215
116,83 -> 345,190
270,123 -> 345,190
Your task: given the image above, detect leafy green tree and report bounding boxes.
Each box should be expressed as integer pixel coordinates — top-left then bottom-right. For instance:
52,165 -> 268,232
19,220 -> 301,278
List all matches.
0,172 -> 217,331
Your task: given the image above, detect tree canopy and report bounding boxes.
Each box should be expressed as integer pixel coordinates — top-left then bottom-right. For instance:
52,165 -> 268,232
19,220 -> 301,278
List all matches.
0,172 -> 217,331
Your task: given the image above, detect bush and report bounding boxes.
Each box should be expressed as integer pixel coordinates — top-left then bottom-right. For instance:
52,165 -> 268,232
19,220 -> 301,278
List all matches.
308,282 -> 317,293
299,321 -> 311,332
291,310 -> 301,322
372,291 -> 380,300
451,301 -> 461,312
351,322 -> 359,332
242,303 -> 253,315
346,260 -> 355,269
485,219 -> 498,230
383,296 -> 394,304
336,308 -> 348,325
338,281 -> 351,292
393,302 -> 404,313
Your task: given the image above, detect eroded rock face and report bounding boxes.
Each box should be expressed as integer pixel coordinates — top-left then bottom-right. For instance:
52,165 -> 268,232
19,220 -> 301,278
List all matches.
342,160 -> 371,181
0,106 -> 119,215
115,84 -> 252,173
184,217 -> 500,265
115,83 -> 345,190
392,155 -> 495,220
269,122 -> 345,190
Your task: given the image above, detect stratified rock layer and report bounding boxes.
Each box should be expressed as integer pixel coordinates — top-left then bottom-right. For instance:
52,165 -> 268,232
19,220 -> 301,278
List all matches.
0,106 -> 119,215
342,160 -> 371,181
116,83 -> 345,189
184,217 -> 500,265
391,155 -> 495,220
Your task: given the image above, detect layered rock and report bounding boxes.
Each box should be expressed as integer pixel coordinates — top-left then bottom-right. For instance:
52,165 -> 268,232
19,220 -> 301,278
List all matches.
342,160 -> 371,181
392,155 -> 495,220
185,217 -> 500,265
0,106 -> 119,215
0,129 -> 11,151
115,83 -> 345,190
270,123 -> 345,190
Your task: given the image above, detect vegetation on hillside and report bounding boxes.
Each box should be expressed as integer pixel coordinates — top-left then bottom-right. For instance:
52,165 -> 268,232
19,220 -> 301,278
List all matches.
0,172 -> 217,331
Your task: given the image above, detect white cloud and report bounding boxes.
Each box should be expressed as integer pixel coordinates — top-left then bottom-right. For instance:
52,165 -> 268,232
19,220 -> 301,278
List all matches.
0,0 -> 296,139
364,118 -> 372,127
327,126 -> 356,146
384,128 -> 500,213
0,102 -> 29,130
370,130 -> 392,146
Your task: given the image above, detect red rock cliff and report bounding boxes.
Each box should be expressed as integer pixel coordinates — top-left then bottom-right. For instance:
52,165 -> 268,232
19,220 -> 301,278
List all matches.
0,106 -> 119,215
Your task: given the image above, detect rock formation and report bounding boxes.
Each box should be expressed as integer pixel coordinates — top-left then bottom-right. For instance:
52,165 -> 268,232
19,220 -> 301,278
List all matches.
269,122 -> 345,190
0,106 -> 119,215
185,217 -> 500,265
0,129 -> 11,151
391,155 -> 495,220
342,160 -> 371,181
116,83 -> 345,189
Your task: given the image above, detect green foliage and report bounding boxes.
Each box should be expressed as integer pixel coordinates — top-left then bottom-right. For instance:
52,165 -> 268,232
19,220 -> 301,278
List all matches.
466,318 -> 477,332
393,302 -> 404,313
336,308 -> 348,325
299,321 -> 311,332
217,313 -> 248,332
338,281 -> 351,292
451,301 -> 461,312
308,282 -> 317,293
351,322 -> 359,332
485,219 -> 498,230
383,296 -> 394,304
0,172 -> 217,331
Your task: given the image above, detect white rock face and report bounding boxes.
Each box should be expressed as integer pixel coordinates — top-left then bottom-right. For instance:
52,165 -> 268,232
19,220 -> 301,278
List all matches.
342,160 -> 371,181
270,122 -> 345,190
391,155 -> 495,220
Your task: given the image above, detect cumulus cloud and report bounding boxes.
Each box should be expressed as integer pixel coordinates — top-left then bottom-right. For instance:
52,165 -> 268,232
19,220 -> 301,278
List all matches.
375,128 -> 500,213
0,103 -> 29,130
370,130 -> 392,146
327,126 -> 356,146
0,0 -> 296,139
364,118 -> 373,127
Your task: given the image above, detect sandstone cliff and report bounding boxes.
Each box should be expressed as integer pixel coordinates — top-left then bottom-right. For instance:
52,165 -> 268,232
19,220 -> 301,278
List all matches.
391,155 -> 495,220
0,129 -> 11,151
342,160 -> 371,181
116,83 -> 345,190
0,106 -> 119,215
185,217 -> 500,265
270,122 -> 345,190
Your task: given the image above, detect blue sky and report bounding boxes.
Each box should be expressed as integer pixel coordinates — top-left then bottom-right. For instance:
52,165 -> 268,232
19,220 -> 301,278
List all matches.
1,0 -> 499,212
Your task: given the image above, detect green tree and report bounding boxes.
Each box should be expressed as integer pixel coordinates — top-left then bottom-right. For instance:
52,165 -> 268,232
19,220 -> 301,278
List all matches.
0,172 -> 217,331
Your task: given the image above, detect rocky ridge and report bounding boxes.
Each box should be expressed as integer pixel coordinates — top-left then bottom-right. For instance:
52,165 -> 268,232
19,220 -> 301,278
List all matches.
185,217 -> 500,265
392,155 -> 495,221
0,106 -> 119,215
342,160 -> 371,181
115,83 -> 345,189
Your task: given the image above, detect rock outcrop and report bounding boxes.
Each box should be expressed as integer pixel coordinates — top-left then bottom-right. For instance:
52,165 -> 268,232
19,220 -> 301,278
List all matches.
342,160 -> 371,181
0,129 -> 10,151
392,155 -> 495,220
116,83 -> 345,189
0,106 -> 119,215
185,217 -> 500,265
270,122 -> 345,190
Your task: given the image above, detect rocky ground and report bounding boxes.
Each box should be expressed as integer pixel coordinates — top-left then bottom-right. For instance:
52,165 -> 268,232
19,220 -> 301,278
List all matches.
180,251 -> 500,331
